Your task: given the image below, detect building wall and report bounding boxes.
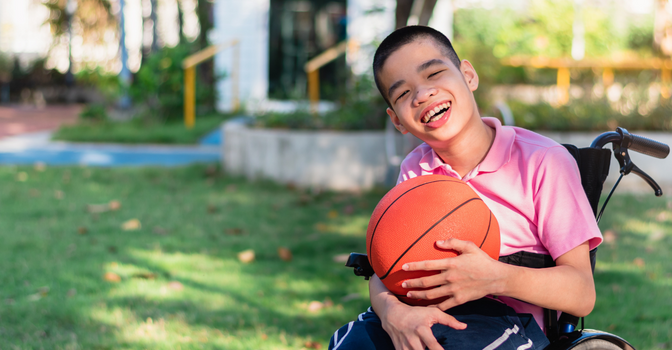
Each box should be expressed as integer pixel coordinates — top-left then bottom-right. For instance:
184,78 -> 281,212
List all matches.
213,0 -> 270,112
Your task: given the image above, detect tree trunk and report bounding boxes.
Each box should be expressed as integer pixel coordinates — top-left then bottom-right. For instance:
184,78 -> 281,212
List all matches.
177,0 -> 186,44
396,0 -> 437,29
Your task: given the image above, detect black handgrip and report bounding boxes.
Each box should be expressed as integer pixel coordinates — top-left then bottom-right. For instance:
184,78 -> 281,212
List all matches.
627,134 -> 670,159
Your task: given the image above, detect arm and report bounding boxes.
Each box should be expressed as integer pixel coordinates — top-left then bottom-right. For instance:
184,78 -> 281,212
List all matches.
401,239 -> 596,317
369,274 -> 466,350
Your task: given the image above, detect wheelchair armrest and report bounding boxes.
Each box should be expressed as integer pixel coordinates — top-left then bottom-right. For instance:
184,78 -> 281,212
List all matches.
345,253 -> 374,280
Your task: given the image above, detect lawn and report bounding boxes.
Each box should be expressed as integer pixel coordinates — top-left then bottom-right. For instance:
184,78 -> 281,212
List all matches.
0,165 -> 670,349
51,114 -> 232,145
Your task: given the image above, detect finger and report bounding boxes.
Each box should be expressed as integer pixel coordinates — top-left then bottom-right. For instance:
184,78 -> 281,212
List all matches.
406,284 -> 452,301
417,327 -> 443,350
402,258 -> 454,272
436,311 -> 467,330
436,238 -> 478,254
402,273 -> 447,289
435,296 -> 464,311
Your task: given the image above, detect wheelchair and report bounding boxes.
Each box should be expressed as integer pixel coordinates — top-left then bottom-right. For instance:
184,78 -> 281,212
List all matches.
345,127 -> 670,350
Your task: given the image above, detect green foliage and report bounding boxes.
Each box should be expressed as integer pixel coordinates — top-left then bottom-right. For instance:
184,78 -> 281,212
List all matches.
78,104 -> 109,121
75,67 -> 122,103
130,43 -> 217,122
255,76 -> 387,130
254,75 -> 388,130
506,99 -> 672,131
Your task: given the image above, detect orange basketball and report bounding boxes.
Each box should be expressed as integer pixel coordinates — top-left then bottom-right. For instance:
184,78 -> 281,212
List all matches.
366,174 -> 500,306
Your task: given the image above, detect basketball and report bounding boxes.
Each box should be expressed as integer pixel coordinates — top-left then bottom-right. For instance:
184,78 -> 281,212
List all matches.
366,174 -> 500,306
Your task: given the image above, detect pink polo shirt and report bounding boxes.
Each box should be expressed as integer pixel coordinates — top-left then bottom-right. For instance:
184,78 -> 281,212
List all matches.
397,117 -> 603,329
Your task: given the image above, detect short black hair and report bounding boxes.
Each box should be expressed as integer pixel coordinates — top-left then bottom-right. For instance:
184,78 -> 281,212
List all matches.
373,26 -> 461,107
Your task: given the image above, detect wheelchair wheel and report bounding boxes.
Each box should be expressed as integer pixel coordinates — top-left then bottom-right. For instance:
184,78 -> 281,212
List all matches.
572,339 -> 624,350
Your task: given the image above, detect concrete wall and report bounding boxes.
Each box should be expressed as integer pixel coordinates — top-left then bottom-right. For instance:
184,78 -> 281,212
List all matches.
540,131 -> 672,196
222,121 -> 404,191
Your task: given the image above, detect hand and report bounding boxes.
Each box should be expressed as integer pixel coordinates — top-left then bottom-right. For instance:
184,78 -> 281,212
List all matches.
381,302 -> 466,350
401,238 -> 504,310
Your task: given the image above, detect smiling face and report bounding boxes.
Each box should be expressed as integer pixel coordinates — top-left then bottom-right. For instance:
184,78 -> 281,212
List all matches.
379,38 -> 481,147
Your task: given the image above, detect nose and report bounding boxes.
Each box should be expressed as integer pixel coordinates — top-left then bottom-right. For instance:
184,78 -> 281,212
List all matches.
413,85 -> 437,106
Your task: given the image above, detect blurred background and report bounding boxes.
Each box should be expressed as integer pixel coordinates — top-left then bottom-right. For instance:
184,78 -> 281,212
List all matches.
1,1 -> 671,349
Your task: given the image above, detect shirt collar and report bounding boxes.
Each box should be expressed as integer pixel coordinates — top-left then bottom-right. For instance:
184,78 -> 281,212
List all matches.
416,117 -> 515,175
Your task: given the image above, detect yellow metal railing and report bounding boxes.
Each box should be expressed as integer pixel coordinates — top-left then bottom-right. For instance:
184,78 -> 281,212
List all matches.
304,40 -> 358,113
182,39 -> 240,128
501,56 -> 672,105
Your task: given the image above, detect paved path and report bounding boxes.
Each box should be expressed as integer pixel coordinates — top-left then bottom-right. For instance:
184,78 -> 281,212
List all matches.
0,104 -> 221,166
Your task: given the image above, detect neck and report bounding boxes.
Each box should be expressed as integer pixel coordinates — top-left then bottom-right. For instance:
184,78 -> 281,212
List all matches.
431,118 -> 495,178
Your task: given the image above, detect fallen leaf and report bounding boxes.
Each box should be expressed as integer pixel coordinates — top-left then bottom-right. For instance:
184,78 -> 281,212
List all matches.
226,184 -> 237,192
77,227 -> 88,235
29,189 -> 40,197
238,249 -> 255,263
633,257 -> 645,267
343,205 -> 354,215
122,219 -> 141,231
323,297 -> 333,308
104,272 -> 121,283
207,204 -> 218,213
333,254 -> 350,263
341,293 -> 361,302
5,298 -> 15,305
132,272 -> 157,280
225,227 -> 245,235
204,165 -> 218,176
153,226 -> 169,235
107,245 -> 117,253
27,293 -> 42,301
108,200 -> 121,211
315,223 -> 328,232
305,341 -> 322,349
168,281 -> 184,290
67,289 -> 77,297
38,286 -> 49,296
278,247 -> 293,261
261,333 -> 268,340
603,230 -> 617,244
54,190 -> 64,200
34,162 -> 46,172
307,301 -> 323,312
328,210 -> 338,219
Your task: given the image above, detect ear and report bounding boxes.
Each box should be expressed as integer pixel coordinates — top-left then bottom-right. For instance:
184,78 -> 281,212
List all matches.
459,60 -> 479,92
387,107 -> 408,134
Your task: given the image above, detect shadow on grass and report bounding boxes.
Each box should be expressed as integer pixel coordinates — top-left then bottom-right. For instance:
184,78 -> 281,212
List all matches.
0,165 -> 380,349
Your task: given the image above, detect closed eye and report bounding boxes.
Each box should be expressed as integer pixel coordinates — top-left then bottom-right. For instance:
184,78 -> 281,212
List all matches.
428,70 -> 446,78
395,90 -> 409,102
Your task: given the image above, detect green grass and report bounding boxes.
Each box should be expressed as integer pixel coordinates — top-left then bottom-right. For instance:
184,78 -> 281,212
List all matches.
52,114 -> 232,144
0,165 -> 670,349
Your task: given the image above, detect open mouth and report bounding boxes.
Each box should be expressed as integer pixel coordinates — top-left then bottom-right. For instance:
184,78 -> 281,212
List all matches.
421,102 -> 451,123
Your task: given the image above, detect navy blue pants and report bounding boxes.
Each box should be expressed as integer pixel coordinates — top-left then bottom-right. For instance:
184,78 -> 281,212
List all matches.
329,298 -> 550,350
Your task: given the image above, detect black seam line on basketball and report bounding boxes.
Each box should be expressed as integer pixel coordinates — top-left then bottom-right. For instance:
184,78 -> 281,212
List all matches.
478,212 -> 492,249
379,197 -> 482,280
367,179 -> 464,260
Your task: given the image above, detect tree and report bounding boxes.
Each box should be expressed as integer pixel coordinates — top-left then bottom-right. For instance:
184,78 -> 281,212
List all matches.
395,0 -> 438,29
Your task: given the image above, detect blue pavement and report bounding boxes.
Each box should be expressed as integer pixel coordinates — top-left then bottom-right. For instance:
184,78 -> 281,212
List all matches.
0,129 -> 222,166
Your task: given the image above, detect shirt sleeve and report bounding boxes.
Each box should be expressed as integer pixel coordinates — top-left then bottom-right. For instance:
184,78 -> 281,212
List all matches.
533,146 -> 603,260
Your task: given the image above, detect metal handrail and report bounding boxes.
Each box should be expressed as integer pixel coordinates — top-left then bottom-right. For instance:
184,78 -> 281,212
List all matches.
304,39 -> 359,113
182,39 -> 240,128
500,56 -> 672,105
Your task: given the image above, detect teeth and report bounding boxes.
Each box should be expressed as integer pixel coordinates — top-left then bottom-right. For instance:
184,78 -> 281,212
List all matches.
429,110 -> 435,117
421,102 -> 451,123
434,107 -> 440,113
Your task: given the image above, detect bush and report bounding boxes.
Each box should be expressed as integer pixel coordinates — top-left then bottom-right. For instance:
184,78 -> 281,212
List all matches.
130,43 -> 217,122
79,104 -> 109,121
254,75 -> 388,130
506,99 -> 672,131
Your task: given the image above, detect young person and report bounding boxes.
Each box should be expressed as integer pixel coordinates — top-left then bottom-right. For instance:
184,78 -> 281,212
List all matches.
328,26 -> 603,350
